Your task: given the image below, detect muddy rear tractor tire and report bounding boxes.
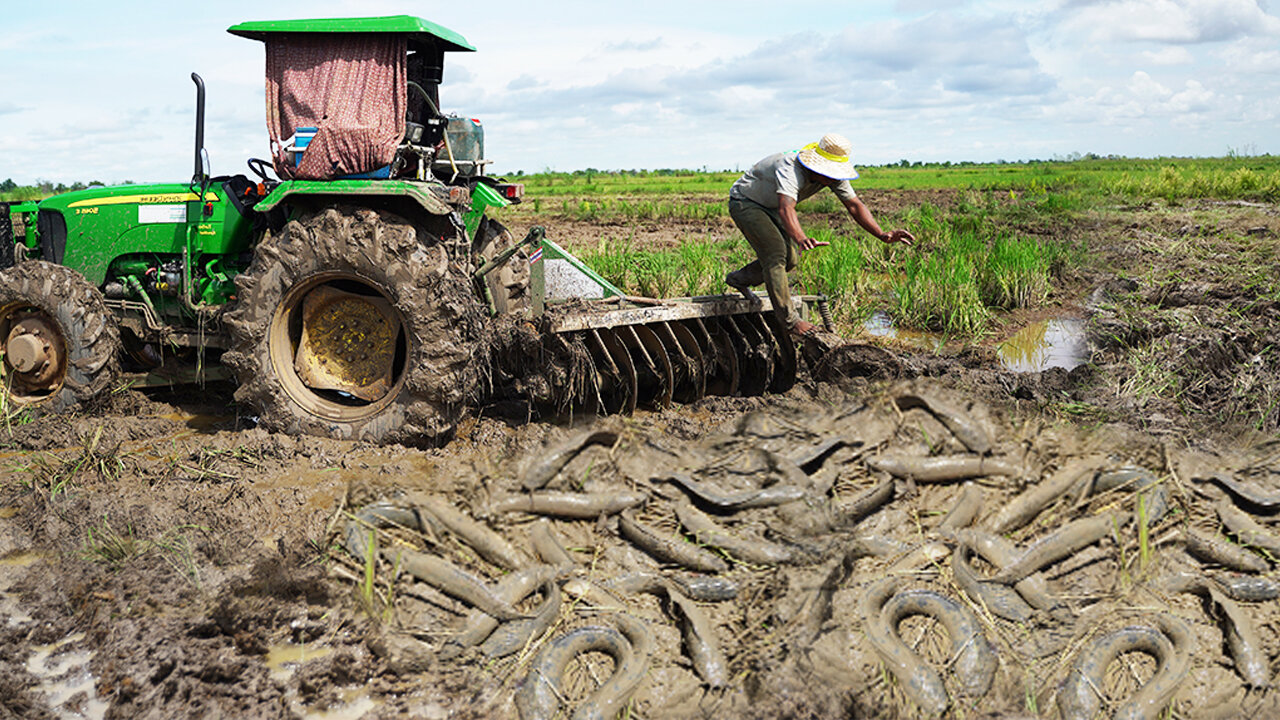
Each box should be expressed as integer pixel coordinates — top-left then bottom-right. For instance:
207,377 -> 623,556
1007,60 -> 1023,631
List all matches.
223,207 -> 488,444
0,261 -> 120,415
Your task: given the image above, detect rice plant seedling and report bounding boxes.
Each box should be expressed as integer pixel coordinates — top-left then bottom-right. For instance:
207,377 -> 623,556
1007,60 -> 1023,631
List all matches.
979,232 -> 1053,309
893,247 -> 989,336
82,519 -> 145,567
153,524 -> 207,590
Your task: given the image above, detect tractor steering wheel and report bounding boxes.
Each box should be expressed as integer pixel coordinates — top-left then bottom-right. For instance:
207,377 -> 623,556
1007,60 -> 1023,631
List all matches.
247,158 -> 275,182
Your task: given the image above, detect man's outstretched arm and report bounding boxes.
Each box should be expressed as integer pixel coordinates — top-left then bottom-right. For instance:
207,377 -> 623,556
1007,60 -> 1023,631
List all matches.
841,195 -> 915,245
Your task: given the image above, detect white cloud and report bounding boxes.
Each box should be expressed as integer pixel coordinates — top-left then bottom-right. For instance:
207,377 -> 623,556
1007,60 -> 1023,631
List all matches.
1141,47 -> 1194,64
1062,0 -> 1280,44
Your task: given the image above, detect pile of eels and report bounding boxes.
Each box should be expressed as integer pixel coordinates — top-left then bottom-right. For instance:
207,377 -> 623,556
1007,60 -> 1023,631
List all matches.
342,380 -> 1280,718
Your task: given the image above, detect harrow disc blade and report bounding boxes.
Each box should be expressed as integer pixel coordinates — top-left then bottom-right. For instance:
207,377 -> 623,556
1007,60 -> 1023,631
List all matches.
630,324 -> 673,409
702,318 -> 740,397
753,312 -> 797,393
722,315 -> 769,396
665,321 -> 706,404
597,328 -> 637,415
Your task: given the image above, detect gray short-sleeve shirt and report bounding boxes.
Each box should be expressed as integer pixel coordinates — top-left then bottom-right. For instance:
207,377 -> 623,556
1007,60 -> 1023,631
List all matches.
729,151 -> 857,209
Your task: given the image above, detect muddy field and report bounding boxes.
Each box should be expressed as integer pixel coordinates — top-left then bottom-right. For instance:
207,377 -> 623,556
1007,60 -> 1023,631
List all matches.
3,195 -> 1280,719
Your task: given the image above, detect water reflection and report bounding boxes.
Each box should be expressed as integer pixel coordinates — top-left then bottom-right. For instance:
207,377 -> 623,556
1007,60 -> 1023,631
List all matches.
862,311 -> 945,351
998,319 -> 1088,373
266,641 -> 333,681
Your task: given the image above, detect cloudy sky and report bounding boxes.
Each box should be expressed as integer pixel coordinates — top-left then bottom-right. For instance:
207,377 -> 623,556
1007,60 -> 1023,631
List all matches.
2,0 -> 1277,186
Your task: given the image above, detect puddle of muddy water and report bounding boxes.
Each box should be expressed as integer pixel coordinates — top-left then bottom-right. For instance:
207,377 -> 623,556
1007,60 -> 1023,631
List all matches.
26,633 -> 107,720
998,318 -> 1088,372
862,311 -> 945,351
266,641 -> 334,681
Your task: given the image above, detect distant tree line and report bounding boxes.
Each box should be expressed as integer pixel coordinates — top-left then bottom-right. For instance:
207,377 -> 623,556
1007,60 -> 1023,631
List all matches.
1,178 -> 112,202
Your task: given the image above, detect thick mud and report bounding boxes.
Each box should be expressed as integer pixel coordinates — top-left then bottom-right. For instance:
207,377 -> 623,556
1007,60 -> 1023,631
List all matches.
2,196 -> 1279,720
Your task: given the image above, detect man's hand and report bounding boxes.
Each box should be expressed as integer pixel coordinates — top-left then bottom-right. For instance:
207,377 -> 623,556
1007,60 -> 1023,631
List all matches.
883,229 -> 915,246
796,237 -> 830,251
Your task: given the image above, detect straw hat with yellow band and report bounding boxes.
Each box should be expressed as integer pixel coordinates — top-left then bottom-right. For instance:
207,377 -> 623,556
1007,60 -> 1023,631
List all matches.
797,133 -> 859,181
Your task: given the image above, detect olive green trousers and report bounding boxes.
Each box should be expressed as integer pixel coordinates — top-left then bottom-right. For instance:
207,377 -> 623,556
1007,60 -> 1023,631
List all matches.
727,196 -> 801,327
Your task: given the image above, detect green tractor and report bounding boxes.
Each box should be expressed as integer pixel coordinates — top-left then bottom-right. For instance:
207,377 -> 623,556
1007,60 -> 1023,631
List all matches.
0,15 -> 821,443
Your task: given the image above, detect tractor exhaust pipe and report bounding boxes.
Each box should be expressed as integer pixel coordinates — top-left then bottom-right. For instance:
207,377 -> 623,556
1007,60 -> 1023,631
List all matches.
191,73 -> 206,185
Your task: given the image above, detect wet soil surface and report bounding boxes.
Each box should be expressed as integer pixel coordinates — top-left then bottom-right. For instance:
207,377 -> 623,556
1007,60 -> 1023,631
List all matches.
3,198 -> 1280,720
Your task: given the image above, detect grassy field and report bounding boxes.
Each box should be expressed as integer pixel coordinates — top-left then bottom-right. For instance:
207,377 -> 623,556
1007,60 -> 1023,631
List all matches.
489,155 -> 1280,341
8,155 -> 1278,342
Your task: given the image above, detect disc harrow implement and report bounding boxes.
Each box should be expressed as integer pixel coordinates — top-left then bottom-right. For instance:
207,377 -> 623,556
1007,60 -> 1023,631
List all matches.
540,295 -> 817,412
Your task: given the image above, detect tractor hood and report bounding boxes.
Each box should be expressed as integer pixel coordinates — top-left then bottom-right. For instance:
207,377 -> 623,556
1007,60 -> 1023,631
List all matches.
227,15 -> 475,53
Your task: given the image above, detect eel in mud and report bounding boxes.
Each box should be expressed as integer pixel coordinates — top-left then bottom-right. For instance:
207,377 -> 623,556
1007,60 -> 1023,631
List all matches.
1093,467 -> 1170,527
885,542 -> 950,575
1200,471 -> 1280,511
787,437 -> 854,474
581,613 -> 654,720
668,573 -> 739,602
530,519 -> 576,571
860,578 -> 948,715
440,565 -> 559,660
882,588 -> 998,700
609,572 -> 729,688
986,457 -> 1104,535
952,529 -> 1060,616
515,622 -> 634,720
522,429 -> 620,491
389,548 -> 529,621
617,512 -> 729,573
609,570 -> 740,603
1213,572 -> 1280,602
672,499 -> 797,566
952,543 -> 1034,622
989,512 -> 1122,585
894,390 -> 992,455
778,476 -> 895,536
489,490 -> 647,519
343,501 -> 424,562
936,482 -> 983,533
1094,467 -> 1159,493
1183,528 -> 1270,573
661,472 -> 807,511
563,578 -> 629,612
861,577 -> 989,714
406,492 -> 529,570
478,579 -> 562,659
1058,619 -> 1191,720
865,454 -> 1020,483
833,476 -> 896,528
1215,498 -> 1280,555
1208,584 -> 1272,689
1161,570 -> 1270,688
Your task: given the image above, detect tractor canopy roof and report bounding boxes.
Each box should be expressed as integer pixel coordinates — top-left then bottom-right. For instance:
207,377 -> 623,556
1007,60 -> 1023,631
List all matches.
227,15 -> 475,53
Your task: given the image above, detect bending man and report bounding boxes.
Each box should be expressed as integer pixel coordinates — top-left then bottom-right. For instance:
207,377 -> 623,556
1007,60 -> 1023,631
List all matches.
726,133 -> 914,337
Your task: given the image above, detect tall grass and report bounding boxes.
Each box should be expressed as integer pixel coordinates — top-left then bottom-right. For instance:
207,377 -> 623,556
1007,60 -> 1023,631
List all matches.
574,199 -> 1071,340
884,203 -> 1065,335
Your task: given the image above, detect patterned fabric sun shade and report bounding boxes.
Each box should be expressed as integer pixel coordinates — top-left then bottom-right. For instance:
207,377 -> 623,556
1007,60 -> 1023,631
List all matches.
265,34 -> 407,180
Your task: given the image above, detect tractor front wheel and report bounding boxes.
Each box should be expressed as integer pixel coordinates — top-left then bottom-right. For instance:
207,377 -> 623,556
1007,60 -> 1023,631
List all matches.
0,261 -> 120,416
223,207 -> 487,443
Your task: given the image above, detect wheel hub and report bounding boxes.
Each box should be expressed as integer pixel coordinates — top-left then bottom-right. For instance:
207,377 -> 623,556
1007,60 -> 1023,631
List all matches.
5,315 -> 63,387
293,285 -> 398,402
